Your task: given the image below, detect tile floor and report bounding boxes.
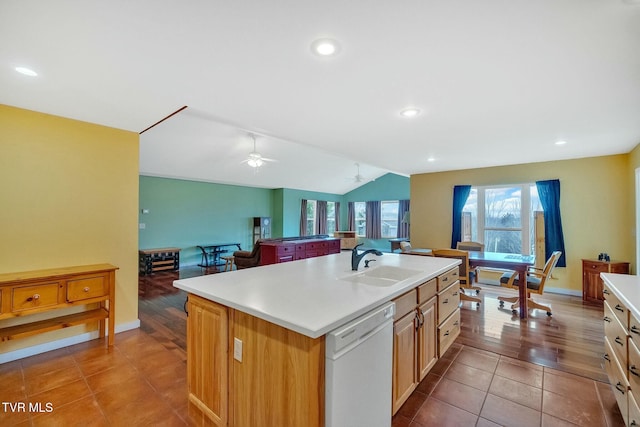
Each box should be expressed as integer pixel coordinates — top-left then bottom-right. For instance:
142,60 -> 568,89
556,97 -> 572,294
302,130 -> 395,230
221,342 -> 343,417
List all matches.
393,342 -> 625,427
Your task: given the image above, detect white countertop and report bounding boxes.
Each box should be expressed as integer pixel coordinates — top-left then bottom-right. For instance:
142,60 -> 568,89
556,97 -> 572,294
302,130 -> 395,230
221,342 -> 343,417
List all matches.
602,273 -> 640,321
173,252 -> 460,338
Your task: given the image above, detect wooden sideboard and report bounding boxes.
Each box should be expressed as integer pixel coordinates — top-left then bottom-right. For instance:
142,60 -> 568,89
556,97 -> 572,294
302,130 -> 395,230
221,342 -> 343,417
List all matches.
260,238 -> 340,265
0,264 -> 118,346
582,259 -> 629,302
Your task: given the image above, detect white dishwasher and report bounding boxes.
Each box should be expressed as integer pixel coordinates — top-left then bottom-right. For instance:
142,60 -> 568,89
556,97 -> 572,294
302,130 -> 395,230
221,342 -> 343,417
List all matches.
325,301 -> 395,427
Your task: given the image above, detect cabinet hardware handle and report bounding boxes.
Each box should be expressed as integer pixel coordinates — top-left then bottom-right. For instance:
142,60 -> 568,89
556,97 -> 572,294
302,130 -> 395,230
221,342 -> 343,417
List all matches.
443,277 -> 448,282
631,326 -> 640,334
603,353 -> 610,361
83,287 -> 90,292
604,316 -> 611,323
615,305 -> 625,313
444,330 -> 450,336
603,289 -> 610,295
454,321 -> 459,327
183,299 -> 189,316
631,421 -> 637,426
615,336 -> 625,346
615,382 -> 626,395
415,312 -> 421,330
630,365 -> 640,377
26,294 -> 40,302
443,299 -> 449,304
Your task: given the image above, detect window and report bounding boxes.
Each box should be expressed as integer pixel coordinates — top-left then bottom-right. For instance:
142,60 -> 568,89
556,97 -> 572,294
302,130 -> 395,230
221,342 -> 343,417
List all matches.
305,200 -> 316,235
381,200 -> 399,238
354,202 -> 366,236
462,184 -> 542,255
306,200 -> 336,235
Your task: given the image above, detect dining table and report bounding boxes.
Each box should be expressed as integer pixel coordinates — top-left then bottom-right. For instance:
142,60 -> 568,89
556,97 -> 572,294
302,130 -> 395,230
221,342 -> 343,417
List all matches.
467,251 -> 535,319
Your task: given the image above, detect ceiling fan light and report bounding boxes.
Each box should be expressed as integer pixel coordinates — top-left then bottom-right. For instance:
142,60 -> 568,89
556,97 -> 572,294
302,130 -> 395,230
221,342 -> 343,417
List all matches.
400,108 -> 420,118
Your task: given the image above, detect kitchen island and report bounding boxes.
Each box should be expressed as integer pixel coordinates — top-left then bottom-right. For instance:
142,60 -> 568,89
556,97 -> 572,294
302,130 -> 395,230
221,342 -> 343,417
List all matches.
174,251 -> 460,426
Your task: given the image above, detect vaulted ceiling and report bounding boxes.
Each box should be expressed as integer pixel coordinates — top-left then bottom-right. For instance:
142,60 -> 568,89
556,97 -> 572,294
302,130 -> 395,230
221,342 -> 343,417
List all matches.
2,1 -> 639,194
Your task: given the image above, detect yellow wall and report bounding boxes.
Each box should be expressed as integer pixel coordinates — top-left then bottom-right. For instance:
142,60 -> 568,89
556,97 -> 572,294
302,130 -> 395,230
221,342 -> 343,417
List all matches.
410,155 -> 633,293
0,104 -> 139,353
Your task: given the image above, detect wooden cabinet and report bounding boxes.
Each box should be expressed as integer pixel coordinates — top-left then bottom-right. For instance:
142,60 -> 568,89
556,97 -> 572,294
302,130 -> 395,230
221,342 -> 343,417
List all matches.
391,268 -> 458,414
186,294 -> 324,427
603,280 -> 634,426
260,238 -> 340,265
583,259 -> 629,302
0,264 -> 117,346
334,231 -> 357,250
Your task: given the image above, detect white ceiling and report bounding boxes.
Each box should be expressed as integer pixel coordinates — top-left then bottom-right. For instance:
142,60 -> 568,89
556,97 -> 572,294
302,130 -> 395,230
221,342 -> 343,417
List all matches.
2,1 -> 640,194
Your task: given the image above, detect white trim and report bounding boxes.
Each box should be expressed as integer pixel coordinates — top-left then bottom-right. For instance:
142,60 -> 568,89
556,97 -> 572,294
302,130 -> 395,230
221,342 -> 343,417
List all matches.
0,319 -> 140,364
543,286 -> 582,297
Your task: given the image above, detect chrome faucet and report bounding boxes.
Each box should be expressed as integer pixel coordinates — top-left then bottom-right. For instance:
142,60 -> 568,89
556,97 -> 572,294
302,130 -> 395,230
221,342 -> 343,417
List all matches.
351,243 -> 383,271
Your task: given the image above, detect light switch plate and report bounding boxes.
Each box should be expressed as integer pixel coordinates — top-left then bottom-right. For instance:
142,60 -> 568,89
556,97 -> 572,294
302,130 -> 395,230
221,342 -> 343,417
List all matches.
233,337 -> 242,362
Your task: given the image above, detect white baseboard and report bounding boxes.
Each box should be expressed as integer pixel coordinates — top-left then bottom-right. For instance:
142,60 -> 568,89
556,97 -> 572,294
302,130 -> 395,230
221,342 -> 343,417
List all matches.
0,319 -> 140,364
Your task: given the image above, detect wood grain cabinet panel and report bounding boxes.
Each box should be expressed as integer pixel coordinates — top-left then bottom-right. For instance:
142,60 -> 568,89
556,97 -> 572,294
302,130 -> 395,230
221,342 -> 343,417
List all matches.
392,310 -> 417,414
417,297 -> 437,380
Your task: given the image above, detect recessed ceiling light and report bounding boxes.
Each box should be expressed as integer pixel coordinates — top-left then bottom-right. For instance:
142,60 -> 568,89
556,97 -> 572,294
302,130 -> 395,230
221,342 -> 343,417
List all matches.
427,157 -> 435,162
311,38 -> 340,56
400,108 -> 420,118
15,66 -> 38,77
555,140 -> 567,145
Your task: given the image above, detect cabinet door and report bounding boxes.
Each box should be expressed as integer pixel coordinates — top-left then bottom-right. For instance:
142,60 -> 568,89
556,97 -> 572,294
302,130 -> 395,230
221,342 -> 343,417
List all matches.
187,295 -> 228,426
583,260 -> 606,302
417,297 -> 437,381
392,310 -> 418,414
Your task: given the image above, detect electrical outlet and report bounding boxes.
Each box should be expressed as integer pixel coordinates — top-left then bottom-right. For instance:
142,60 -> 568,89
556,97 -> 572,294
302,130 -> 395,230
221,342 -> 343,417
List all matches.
139,223 -> 146,229
233,337 -> 243,362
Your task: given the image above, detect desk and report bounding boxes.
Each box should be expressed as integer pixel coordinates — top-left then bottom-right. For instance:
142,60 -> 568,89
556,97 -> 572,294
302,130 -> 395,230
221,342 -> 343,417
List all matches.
197,243 -> 242,269
468,252 -> 535,319
389,238 -> 409,252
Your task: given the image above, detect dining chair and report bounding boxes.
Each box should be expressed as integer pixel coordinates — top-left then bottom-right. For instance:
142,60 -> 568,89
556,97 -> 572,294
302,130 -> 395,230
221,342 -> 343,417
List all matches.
497,251 -> 562,316
431,248 -> 481,304
455,241 -> 484,291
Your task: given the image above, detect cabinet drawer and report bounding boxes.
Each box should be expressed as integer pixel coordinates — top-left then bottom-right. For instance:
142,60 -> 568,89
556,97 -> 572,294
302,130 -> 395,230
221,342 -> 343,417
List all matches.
12,282 -> 60,313
438,308 -> 460,357
630,338 -> 640,392
295,244 -> 305,252
630,391 -> 640,427
583,261 -> 608,273
393,289 -> 417,320
604,337 -> 629,426
604,284 -> 629,329
277,244 -> 296,256
604,301 -> 629,367
418,278 -> 437,304
437,268 -> 459,292
67,275 -> 108,302
438,283 -> 460,324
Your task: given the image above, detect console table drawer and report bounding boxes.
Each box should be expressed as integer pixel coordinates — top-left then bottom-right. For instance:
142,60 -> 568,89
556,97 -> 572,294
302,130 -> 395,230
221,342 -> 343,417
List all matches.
67,275 -> 108,302
12,282 -> 60,313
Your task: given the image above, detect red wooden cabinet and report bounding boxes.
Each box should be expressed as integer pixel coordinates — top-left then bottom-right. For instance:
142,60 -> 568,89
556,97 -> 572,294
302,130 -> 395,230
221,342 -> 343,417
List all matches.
260,238 -> 340,266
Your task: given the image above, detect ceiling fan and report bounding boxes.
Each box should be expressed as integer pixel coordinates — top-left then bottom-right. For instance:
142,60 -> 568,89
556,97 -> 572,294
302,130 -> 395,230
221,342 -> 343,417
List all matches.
243,134 -> 276,168
351,163 -> 365,183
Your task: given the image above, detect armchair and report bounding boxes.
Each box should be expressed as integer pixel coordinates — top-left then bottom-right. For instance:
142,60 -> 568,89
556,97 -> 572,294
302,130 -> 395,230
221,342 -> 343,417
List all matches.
233,241 -> 262,269
497,251 -> 562,316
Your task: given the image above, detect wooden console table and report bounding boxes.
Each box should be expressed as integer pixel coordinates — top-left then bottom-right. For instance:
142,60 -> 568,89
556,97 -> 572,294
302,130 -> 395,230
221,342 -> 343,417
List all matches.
0,264 -> 118,346
139,247 -> 180,275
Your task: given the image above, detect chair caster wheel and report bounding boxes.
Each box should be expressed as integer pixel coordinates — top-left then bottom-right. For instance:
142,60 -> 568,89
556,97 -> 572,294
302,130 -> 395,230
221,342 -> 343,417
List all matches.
476,290 -> 480,295
499,301 -> 504,307
546,312 -> 552,316
512,309 -> 517,314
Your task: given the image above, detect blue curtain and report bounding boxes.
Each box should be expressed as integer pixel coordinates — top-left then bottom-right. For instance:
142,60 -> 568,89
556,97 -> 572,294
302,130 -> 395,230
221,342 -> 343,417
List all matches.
536,179 -> 567,267
450,185 -> 471,249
